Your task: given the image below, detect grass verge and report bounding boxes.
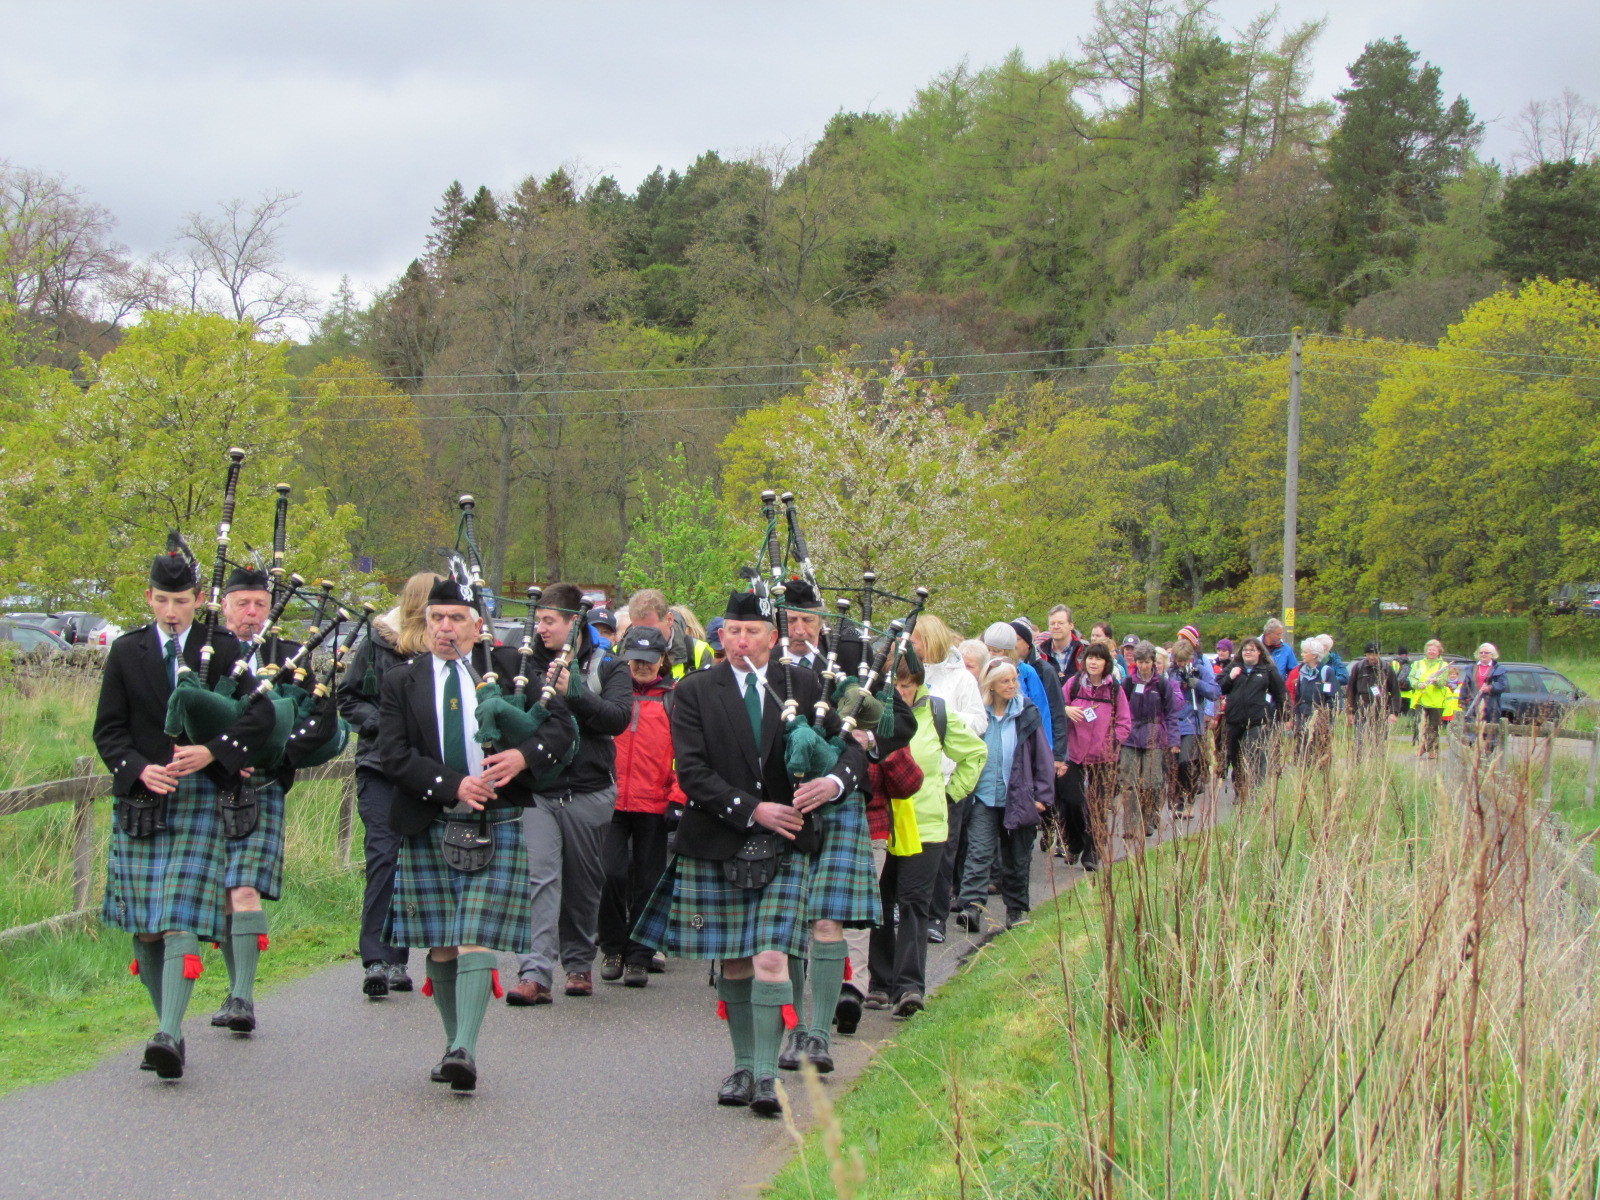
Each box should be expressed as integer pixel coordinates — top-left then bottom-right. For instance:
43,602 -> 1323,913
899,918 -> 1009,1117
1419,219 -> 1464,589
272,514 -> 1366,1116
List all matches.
769,739 -> 1600,1198
0,781 -> 362,1097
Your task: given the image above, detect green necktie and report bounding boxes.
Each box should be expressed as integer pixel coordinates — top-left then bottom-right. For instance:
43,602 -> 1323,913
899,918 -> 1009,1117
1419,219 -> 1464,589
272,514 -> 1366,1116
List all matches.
442,661 -> 469,773
744,670 -> 764,748
164,637 -> 179,688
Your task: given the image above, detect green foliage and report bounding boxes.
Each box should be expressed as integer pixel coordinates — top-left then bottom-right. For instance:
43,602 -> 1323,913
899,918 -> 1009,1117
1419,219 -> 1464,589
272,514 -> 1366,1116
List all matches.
617,446 -> 745,623
1489,159 -> 1600,284
0,310 -> 363,621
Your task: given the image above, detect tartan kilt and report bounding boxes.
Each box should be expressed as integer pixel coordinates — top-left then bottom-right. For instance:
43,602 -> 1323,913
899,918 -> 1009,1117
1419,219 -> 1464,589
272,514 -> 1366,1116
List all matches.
385,815 -> 531,953
223,779 -> 286,899
806,795 -> 881,927
631,850 -> 811,960
101,774 -> 228,941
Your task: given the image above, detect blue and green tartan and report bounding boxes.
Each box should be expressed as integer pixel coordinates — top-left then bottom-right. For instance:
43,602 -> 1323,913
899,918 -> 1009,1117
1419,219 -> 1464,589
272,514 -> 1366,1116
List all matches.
101,774 -> 228,941
386,814 -> 531,952
805,795 -> 881,927
631,849 -> 812,960
222,779 -> 285,899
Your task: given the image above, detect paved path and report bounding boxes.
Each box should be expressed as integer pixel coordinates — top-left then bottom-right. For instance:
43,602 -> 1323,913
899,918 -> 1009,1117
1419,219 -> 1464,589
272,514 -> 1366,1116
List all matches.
0,837 -> 1125,1200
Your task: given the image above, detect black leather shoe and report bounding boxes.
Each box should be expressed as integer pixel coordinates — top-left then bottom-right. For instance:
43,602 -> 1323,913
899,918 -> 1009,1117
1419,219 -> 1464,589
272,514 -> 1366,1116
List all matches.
717,1067 -> 755,1106
386,963 -> 413,992
220,996 -> 256,1033
143,1032 -> 184,1079
777,1027 -> 806,1071
834,985 -> 863,1035
362,961 -> 389,998
430,1049 -> 451,1083
437,1047 -> 477,1092
805,1033 -> 835,1074
209,1001 -> 232,1027
749,1074 -> 782,1117
139,1036 -> 184,1072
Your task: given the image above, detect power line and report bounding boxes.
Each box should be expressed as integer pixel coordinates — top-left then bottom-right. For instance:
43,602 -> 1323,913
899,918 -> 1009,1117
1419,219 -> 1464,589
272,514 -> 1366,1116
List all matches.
1316,332 -> 1600,367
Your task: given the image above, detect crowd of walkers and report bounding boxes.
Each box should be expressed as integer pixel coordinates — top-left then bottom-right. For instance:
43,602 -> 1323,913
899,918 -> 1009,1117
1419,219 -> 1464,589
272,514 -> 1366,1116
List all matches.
97,534 -> 1510,1097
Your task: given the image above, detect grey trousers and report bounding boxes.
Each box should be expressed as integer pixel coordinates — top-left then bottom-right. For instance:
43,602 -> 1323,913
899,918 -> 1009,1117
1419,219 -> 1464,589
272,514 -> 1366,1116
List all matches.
515,785 -> 616,987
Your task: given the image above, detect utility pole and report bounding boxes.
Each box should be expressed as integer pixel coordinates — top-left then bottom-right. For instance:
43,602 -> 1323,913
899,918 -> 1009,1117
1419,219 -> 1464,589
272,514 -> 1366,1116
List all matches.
1281,327 -> 1303,639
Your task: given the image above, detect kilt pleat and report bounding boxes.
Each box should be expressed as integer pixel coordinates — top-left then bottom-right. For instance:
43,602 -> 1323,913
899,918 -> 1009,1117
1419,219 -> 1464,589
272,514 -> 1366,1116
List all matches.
805,796 -> 880,927
101,775 -> 228,941
386,817 -> 532,953
223,780 -> 286,899
631,850 -> 811,960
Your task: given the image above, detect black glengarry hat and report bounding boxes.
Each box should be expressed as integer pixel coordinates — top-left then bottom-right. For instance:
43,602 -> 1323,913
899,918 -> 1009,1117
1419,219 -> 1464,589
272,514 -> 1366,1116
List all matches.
149,553 -> 197,592
780,578 -> 821,611
427,577 -> 477,607
723,589 -> 774,624
222,566 -> 272,595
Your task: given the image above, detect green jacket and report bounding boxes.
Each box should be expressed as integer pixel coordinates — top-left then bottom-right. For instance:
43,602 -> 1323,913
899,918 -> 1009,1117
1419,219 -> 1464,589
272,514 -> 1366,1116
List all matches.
904,686 -> 988,843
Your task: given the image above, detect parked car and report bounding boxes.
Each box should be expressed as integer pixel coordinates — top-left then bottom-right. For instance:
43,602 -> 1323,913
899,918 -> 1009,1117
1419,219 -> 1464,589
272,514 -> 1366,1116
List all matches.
55,611 -> 122,648
1495,663 -> 1588,725
0,619 -> 72,654
6,612 -> 73,640
490,617 -> 528,648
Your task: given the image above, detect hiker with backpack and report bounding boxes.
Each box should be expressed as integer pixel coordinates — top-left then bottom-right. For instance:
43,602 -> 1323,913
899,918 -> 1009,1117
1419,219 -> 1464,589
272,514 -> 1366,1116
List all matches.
1119,640 -> 1183,843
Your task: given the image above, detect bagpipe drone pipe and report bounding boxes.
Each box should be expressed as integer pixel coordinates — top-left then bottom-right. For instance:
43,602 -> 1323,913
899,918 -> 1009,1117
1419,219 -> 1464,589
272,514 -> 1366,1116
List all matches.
163,452 -> 362,771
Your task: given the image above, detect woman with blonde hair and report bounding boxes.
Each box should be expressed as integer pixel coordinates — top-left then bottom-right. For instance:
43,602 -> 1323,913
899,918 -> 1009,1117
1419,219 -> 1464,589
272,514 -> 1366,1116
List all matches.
1456,642 -> 1508,749
1408,639 -> 1452,759
336,570 -> 440,997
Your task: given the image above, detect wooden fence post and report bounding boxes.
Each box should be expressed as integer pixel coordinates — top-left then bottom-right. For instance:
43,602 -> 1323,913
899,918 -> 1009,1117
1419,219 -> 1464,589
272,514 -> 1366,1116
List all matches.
337,775 -> 356,868
1587,725 -> 1599,808
69,755 -> 95,910
1541,723 -> 1556,806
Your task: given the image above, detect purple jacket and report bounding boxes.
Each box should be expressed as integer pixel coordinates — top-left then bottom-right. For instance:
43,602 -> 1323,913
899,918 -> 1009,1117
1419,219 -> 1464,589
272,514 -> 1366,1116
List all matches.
1121,669 -> 1182,750
1003,698 -> 1055,831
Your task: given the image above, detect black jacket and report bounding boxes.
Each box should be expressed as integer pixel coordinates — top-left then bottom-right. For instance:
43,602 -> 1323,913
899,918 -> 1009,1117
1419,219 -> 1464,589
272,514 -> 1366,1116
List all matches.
521,628 -> 631,795
93,623 -> 275,794
1347,657 -> 1402,720
376,645 -> 577,835
670,658 -> 869,861
336,624 -> 409,772
1219,660 -> 1287,728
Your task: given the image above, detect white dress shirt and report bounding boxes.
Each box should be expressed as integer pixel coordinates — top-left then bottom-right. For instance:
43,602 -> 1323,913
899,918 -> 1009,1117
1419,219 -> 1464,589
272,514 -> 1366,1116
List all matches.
431,653 -> 484,777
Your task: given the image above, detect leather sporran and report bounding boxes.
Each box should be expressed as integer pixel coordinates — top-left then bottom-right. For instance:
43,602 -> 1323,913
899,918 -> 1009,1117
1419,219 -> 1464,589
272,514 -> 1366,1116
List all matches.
722,831 -> 784,890
115,790 -> 166,838
441,817 -> 495,873
219,781 -> 260,840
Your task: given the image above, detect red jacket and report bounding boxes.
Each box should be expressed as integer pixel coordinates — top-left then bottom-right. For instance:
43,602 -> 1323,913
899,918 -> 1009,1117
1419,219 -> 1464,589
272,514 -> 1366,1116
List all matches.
613,676 -> 687,815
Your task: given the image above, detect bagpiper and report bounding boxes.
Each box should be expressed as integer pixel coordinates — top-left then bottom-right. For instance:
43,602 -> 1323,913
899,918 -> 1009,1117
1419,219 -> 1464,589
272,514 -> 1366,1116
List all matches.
631,588 -> 867,1116
207,564 -> 296,1034
375,576 -> 575,1091
93,545 -> 274,1078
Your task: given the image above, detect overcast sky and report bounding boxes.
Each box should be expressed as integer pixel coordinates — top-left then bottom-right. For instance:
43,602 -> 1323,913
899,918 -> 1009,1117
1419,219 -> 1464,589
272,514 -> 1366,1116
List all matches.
2,1 -> 1595,312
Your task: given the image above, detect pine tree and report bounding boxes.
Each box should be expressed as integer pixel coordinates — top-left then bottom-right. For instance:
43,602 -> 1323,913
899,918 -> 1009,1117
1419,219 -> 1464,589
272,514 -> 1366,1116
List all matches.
1488,159 -> 1600,284
424,181 -> 468,271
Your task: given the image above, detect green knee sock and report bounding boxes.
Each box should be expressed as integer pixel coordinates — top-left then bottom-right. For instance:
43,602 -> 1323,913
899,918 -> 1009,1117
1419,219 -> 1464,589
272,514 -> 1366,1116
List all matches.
132,937 -> 164,1016
228,910 -> 268,1001
450,951 -> 496,1056
787,953 -> 808,1032
716,973 -> 755,1072
808,938 -> 849,1046
751,980 -> 793,1080
218,915 -> 235,984
426,956 -> 459,1046
158,932 -> 203,1039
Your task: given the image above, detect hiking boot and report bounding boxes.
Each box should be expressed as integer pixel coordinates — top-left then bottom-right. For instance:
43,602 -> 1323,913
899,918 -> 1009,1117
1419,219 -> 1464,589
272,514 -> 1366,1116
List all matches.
599,954 -> 623,982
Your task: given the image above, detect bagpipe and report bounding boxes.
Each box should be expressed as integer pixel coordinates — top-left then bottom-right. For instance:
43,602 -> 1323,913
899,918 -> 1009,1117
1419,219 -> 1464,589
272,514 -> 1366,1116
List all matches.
164,448 -> 367,772
455,495 -> 585,788
747,490 -> 929,785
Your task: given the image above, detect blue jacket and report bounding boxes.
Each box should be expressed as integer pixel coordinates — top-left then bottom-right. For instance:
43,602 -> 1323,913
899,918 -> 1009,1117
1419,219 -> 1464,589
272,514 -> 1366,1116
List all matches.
1267,639 -> 1298,677
1015,660 -> 1056,752
1457,661 -> 1509,724
1167,662 -> 1220,736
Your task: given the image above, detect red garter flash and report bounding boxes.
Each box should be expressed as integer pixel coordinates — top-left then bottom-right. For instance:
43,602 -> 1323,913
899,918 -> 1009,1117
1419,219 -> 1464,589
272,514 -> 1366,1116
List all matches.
129,959 -> 139,977
843,958 -> 855,981
257,935 -> 270,952
491,969 -> 504,999
716,1000 -> 729,1020
780,1003 -> 799,1030
182,954 -> 204,980
421,977 -> 434,997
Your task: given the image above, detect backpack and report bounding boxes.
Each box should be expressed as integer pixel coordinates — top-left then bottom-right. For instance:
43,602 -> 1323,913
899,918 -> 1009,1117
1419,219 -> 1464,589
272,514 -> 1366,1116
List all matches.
1067,673 -> 1121,722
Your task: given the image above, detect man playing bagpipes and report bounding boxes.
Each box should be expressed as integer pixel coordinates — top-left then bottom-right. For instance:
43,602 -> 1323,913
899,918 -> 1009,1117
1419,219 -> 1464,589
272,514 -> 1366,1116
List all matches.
505,582 -> 632,1006
376,577 -> 577,1091
93,544 -> 277,1080
206,564 -> 298,1035
772,576 -> 917,1076
631,586 -> 869,1117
